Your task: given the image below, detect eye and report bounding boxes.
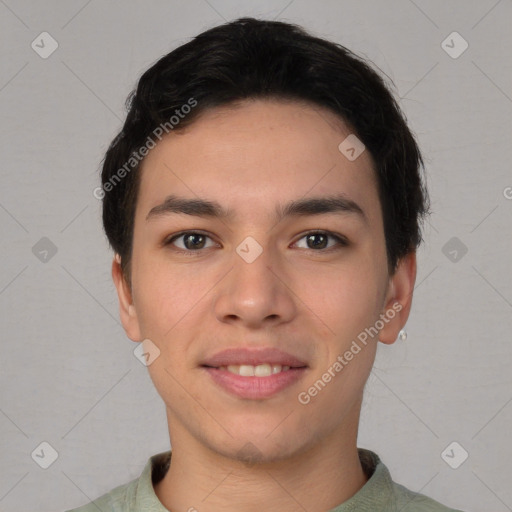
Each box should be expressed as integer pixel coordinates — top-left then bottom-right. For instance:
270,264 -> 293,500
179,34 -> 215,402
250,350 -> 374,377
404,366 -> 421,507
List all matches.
163,229 -> 348,253
293,230 -> 348,251
164,231 -> 217,251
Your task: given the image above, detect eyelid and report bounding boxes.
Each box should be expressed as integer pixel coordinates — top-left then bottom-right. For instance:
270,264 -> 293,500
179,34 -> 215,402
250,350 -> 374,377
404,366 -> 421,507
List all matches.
162,230 -> 219,250
291,230 -> 349,250
163,229 -> 349,253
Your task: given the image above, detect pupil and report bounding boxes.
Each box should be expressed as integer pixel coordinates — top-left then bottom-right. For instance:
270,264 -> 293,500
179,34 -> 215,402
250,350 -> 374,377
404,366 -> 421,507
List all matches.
308,233 -> 327,249
186,234 -> 204,249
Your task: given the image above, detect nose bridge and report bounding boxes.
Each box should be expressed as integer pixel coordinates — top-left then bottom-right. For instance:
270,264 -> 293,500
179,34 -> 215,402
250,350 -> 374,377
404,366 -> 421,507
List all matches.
213,237 -> 296,326
238,242 -> 276,289
231,238 -> 280,303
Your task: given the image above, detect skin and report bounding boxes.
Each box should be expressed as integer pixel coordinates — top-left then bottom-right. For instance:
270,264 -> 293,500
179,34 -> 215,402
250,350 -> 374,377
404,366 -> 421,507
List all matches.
112,99 -> 416,511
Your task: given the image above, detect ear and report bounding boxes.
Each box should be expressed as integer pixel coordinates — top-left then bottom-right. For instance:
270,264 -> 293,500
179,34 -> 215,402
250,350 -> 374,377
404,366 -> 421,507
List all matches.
112,255 -> 142,342
378,251 -> 417,345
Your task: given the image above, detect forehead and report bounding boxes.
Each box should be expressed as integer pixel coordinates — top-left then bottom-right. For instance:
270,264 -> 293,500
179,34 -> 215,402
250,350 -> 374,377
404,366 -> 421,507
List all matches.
135,99 -> 381,227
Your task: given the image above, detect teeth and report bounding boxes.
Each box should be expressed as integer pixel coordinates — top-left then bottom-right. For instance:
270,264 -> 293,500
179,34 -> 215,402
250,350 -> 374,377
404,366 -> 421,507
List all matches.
254,364 -> 271,377
223,364 -> 291,376
239,364 -> 255,377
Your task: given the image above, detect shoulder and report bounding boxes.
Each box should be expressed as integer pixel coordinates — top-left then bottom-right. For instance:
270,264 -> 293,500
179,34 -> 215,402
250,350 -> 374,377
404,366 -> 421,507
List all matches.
353,449 -> 465,512
65,451 -> 171,512
64,476 -> 137,512
390,480 -> 465,512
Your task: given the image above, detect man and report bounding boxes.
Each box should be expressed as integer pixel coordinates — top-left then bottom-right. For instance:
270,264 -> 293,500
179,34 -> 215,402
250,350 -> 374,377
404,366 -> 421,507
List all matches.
69,17 -> 464,512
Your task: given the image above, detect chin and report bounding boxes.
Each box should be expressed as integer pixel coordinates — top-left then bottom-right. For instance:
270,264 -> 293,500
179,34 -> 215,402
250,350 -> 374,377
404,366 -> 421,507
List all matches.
208,428 -> 316,468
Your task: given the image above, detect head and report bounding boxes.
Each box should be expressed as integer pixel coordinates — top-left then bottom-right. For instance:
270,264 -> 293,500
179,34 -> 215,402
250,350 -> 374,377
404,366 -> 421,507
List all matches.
103,18 -> 429,463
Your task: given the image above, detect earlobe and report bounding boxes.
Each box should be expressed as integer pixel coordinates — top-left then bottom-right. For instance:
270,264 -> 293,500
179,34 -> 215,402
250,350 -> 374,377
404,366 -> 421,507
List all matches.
378,252 -> 417,345
111,256 -> 142,342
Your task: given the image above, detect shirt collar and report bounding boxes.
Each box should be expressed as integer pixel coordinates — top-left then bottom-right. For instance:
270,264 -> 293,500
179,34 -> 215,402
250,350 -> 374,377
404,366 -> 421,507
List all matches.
328,448 -> 397,511
134,448 -> 395,511
134,450 -> 171,511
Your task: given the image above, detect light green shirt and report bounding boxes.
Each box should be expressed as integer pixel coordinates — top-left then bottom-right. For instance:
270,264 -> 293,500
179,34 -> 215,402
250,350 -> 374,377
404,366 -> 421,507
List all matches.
66,449 -> 464,511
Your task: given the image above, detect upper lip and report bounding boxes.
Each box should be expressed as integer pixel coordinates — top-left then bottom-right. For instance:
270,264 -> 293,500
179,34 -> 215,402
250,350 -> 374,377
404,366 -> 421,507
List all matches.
202,348 -> 308,368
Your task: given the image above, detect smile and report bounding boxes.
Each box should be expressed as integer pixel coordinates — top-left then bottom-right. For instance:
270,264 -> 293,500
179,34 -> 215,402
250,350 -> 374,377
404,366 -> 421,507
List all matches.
220,364 -> 291,377
203,365 -> 307,399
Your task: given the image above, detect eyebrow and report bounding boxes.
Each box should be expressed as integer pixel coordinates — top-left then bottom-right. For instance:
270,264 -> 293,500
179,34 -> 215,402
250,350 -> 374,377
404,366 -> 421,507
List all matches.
146,194 -> 367,224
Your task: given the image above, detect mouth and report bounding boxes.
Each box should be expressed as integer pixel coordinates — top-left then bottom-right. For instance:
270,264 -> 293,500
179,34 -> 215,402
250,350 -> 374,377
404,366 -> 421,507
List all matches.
201,348 -> 308,399
202,347 -> 308,369
214,363 -> 293,377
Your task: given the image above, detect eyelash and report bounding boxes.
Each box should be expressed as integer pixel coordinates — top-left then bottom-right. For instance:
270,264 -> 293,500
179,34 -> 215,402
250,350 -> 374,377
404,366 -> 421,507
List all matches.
163,230 -> 349,255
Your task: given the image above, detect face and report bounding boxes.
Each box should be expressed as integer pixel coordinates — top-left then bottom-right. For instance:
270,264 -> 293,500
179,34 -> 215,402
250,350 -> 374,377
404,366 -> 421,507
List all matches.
113,99 -> 415,464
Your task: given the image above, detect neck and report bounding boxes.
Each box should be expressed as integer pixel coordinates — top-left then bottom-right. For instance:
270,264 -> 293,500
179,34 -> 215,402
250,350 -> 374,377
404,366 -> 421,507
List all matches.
154,408 -> 368,511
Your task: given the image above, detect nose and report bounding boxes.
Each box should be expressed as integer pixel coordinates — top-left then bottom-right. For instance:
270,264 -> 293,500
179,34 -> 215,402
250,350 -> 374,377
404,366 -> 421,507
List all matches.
213,242 -> 297,330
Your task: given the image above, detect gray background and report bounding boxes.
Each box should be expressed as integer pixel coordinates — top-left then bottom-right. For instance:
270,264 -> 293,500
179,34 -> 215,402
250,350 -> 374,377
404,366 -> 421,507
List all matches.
1,1 -> 511,511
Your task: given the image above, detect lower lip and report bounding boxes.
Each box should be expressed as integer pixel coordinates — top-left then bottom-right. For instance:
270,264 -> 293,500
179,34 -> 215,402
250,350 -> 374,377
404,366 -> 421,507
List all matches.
203,367 -> 307,399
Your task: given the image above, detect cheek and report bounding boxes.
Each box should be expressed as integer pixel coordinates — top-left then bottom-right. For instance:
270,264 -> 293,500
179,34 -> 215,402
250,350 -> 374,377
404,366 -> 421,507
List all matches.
130,250 -> 222,348
296,257 -> 385,340
295,260 -> 383,414
130,254 -> 190,338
